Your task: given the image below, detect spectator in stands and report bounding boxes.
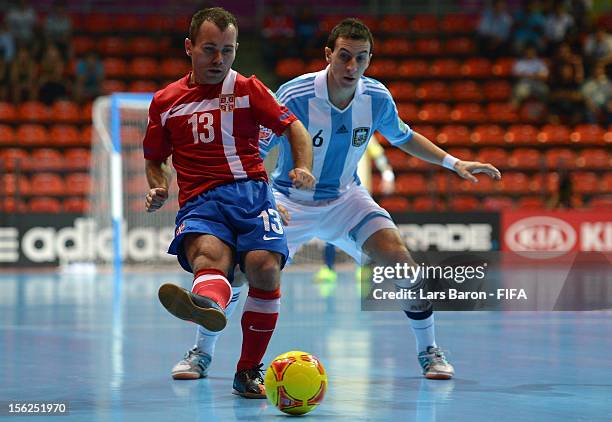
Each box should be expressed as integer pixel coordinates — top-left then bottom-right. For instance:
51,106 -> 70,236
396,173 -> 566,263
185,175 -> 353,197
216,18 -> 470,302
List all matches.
44,0 -> 72,60
0,21 -> 15,61
548,52 -> 585,124
511,44 -> 549,107
38,43 -> 69,105
295,6 -> 320,57
584,26 -> 612,70
5,0 -> 37,47
74,51 -> 104,103
549,168 -> 573,209
10,46 -> 36,102
261,1 -> 295,65
543,1 -> 575,52
0,56 -> 9,101
569,0 -> 591,33
582,65 -> 612,124
513,0 -> 546,53
477,0 -> 513,56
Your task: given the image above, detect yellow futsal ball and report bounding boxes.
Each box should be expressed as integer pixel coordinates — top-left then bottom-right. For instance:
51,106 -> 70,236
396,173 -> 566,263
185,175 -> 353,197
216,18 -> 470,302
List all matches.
264,351 -> 327,415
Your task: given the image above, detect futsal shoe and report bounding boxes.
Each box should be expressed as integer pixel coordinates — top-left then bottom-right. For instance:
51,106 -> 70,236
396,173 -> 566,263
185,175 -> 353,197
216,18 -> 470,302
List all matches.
158,283 -> 227,332
418,346 -> 455,380
171,346 -> 212,380
232,364 -> 266,398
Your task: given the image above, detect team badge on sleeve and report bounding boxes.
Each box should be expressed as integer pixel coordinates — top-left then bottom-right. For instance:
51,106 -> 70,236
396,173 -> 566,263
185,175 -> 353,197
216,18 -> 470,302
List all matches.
352,127 -> 370,147
259,126 -> 273,146
219,94 -> 235,112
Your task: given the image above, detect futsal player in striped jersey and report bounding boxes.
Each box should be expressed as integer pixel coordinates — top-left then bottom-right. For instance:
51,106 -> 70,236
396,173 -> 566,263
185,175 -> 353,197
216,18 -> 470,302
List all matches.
174,18 -> 501,381
143,7 -> 315,398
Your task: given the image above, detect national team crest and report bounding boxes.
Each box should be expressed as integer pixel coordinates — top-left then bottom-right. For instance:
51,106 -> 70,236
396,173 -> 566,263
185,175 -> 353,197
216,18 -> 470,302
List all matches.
352,127 -> 370,147
219,94 -> 235,112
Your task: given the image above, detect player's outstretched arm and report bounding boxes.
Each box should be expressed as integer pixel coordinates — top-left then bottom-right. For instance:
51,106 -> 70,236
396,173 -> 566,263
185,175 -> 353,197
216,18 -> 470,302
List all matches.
397,131 -> 501,182
284,120 -> 316,190
145,159 -> 171,212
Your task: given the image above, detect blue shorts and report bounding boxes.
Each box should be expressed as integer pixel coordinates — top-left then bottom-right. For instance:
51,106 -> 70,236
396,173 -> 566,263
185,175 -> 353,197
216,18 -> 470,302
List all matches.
168,179 -> 289,273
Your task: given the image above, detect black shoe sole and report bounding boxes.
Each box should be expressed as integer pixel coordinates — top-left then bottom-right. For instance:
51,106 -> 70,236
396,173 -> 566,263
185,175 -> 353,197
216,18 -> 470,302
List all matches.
158,283 -> 227,332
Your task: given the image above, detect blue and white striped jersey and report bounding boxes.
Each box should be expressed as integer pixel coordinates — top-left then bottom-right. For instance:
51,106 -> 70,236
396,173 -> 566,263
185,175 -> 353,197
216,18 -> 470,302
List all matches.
260,67 -> 413,201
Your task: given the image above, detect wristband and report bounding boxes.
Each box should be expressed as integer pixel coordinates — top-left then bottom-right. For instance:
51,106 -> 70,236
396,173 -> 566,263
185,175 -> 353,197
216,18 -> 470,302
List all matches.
442,154 -> 459,171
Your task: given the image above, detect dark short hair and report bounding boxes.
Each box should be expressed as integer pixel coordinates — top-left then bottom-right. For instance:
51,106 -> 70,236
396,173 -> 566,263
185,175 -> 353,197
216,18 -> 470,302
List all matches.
189,7 -> 238,43
326,18 -> 373,53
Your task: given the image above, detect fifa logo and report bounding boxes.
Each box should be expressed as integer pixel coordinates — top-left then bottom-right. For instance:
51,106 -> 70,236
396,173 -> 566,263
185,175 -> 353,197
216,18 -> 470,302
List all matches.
219,94 -> 235,112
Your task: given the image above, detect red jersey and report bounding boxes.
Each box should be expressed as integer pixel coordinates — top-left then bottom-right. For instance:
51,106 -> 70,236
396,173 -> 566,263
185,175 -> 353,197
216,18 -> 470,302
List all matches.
143,69 -> 297,206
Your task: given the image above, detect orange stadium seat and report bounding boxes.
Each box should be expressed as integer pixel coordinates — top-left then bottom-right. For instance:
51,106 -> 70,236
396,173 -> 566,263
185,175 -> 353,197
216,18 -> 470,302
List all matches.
398,60 -> 429,78
445,37 -> 476,55
385,148 -> 410,170
387,82 -> 415,101
589,196 -> 612,209
486,102 -> 519,123
63,197 -> 91,213
28,149 -> 64,171
379,196 -> 410,212
471,125 -> 506,145
80,126 -> 92,147
49,125 -> 81,146
0,102 -> 17,121
437,125 -> 471,146
505,124 -> 539,144
276,58 -> 304,79
397,103 -> 419,122
145,14 -> 176,32
492,57 -> 516,77
129,80 -> 159,92
451,103 -> 486,123
411,125 -> 437,141
434,172 -> 451,193
16,124 -> 48,145
538,124 -> 571,145
380,38 -> 412,56
115,14 -> 141,32
413,196 -> 445,211
419,103 -> 451,123
52,101 -> 81,124
545,148 -> 576,168
380,15 -> 410,33
127,174 -> 148,194
83,13 -> 112,32
451,81 -> 483,102
63,149 -> 91,170
18,101 -> 49,123
160,58 -> 191,79
440,14 -> 477,33
414,39 -> 442,56
572,172 -> 599,194
449,196 -> 480,211
1,173 -> 30,195
97,36 -> 125,56
570,124 -> 606,144
577,148 -> 610,169
407,154 -> 435,170
462,58 -> 492,78
477,147 -> 508,168
0,125 -> 15,144
81,102 -> 93,123
30,173 -> 64,195
483,81 -> 512,101
72,36 -> 95,55
447,147 -> 474,161
103,58 -> 129,79
498,172 -> 530,193
29,197 -> 62,213
482,196 -> 514,210
395,174 -> 428,194
411,14 -> 438,32
103,79 -> 127,94
460,176 -> 494,193
130,57 -> 159,79
508,148 -> 542,169
65,173 -> 91,196
128,37 -> 162,56
305,59 -> 326,73
600,173 -> 612,193
429,59 -> 462,78
366,59 -> 396,78
416,82 -> 449,102
517,196 -> 545,209
0,148 -> 29,171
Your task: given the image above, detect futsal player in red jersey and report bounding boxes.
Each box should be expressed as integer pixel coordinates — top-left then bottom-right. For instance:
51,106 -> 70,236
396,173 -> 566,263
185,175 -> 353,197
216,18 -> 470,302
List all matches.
143,7 -> 315,398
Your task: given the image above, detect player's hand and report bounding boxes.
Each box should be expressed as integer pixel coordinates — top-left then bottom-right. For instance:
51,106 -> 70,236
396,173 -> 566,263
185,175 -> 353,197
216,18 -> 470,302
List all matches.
289,167 -> 315,190
453,161 -> 501,183
277,204 -> 291,226
145,187 -> 168,212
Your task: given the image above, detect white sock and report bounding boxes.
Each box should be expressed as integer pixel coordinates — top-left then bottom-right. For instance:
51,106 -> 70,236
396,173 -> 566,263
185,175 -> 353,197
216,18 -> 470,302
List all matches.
194,285 -> 242,356
409,313 -> 437,354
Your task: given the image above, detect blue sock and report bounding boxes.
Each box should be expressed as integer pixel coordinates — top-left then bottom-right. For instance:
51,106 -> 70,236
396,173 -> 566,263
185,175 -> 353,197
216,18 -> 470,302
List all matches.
324,243 -> 336,270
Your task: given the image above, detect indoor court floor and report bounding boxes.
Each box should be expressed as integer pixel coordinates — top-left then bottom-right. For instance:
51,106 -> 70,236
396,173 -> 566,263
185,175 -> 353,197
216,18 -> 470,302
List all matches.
1,270 -> 611,421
